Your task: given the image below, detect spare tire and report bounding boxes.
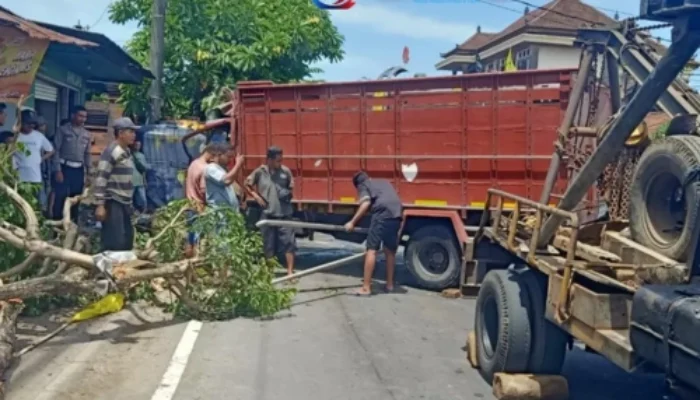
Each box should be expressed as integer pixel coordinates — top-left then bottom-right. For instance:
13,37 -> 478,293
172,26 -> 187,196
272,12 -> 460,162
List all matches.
629,135 -> 700,261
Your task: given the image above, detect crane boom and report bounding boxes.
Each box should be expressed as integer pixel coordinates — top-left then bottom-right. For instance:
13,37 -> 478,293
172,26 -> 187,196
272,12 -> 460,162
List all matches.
538,15 -> 700,246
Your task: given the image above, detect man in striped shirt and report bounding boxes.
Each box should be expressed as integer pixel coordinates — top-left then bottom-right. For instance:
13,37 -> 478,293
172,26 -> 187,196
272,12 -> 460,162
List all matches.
94,117 -> 137,251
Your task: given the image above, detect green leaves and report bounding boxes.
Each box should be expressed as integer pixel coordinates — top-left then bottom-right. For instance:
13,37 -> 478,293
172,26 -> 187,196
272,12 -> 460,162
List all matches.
145,202 -> 295,319
110,0 -> 344,119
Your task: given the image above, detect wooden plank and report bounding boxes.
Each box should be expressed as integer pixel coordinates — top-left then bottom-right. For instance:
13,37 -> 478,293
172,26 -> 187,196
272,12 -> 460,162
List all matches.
548,274 -> 632,330
545,279 -> 634,372
601,231 -> 679,266
553,235 -> 621,263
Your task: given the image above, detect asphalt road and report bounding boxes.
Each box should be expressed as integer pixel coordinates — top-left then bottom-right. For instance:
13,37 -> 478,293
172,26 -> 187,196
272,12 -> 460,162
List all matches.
8,237 -> 669,400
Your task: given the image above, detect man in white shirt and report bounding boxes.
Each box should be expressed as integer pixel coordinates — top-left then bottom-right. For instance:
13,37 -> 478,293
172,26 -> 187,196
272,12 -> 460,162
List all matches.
14,114 -> 54,196
203,143 -> 244,210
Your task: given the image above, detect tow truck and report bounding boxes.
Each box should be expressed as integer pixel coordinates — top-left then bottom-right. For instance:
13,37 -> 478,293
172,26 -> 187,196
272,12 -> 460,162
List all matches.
465,1 -> 700,398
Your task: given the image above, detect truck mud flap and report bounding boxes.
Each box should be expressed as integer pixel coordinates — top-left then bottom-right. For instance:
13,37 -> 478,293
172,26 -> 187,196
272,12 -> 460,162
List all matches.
630,284 -> 700,392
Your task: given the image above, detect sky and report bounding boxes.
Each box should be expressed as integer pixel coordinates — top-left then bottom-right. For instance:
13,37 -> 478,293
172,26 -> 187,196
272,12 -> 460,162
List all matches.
2,0 -> 692,86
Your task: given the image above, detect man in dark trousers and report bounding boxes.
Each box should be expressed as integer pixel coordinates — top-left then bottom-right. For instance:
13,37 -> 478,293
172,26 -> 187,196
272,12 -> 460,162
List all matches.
344,171 -> 402,296
51,106 -> 91,221
94,118 -> 137,251
245,146 -> 296,276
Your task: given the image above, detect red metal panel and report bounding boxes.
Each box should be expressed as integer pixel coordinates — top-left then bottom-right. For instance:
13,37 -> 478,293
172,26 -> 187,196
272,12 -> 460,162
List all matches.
235,69 -> 576,209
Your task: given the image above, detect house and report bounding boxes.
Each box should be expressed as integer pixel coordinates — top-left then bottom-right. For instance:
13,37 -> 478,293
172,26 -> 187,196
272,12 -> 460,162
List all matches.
435,0 -> 698,78
0,6 -> 151,141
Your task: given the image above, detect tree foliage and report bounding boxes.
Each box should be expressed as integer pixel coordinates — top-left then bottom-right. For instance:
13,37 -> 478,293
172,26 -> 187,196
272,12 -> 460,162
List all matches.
140,200 -> 295,319
109,0 -> 344,119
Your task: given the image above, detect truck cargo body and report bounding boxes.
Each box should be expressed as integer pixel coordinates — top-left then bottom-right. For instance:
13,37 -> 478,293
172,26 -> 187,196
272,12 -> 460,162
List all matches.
233,69 -> 575,289
235,69 -> 573,211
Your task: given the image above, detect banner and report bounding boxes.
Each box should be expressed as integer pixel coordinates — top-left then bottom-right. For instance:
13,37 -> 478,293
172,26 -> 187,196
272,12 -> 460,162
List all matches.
0,26 -> 50,104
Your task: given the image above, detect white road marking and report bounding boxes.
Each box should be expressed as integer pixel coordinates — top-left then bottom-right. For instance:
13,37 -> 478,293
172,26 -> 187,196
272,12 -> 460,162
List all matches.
151,320 -> 203,400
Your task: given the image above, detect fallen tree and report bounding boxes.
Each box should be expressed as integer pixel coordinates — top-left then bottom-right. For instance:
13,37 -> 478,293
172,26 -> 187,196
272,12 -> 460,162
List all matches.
0,144 -> 294,397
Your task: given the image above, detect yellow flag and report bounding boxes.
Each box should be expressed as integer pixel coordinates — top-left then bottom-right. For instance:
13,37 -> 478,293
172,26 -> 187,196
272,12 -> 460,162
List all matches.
504,48 -> 517,72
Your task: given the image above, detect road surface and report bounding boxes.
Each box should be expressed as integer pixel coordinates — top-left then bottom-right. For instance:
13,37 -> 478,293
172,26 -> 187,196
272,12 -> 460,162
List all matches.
8,237 -> 668,400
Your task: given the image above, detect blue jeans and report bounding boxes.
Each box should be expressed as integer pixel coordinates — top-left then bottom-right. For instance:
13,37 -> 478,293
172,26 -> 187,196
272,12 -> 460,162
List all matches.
185,209 -> 200,245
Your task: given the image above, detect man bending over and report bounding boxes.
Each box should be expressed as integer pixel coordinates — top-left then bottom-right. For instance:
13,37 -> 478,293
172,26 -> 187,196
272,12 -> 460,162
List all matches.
344,171 -> 402,296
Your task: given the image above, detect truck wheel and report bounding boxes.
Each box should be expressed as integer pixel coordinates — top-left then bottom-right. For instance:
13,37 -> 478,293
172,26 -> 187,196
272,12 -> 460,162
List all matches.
475,269 -> 532,383
629,135 -> 700,260
404,225 -> 460,290
517,267 -> 568,374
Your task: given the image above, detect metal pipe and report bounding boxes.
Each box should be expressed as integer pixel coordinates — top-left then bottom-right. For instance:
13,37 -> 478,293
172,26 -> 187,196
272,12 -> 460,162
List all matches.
272,253 -> 366,284
256,219 -> 369,234
569,126 -> 599,137
538,22 -> 700,246
538,47 -> 596,205
606,51 -> 622,113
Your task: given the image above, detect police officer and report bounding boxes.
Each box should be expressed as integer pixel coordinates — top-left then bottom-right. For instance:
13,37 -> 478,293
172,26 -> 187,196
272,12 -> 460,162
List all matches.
51,106 -> 91,221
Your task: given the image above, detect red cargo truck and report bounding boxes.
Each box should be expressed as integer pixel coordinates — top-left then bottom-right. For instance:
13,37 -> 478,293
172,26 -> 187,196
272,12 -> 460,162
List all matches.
231,69 -> 575,290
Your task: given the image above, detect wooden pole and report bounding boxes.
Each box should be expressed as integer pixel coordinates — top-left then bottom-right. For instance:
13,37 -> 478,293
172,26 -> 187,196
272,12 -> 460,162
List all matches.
493,373 -> 569,400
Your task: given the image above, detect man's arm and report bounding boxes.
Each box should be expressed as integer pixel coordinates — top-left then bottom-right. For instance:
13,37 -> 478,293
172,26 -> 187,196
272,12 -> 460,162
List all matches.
83,130 -> 92,176
244,168 -> 266,205
51,126 -> 65,172
346,185 -> 371,229
221,155 -> 244,185
41,135 -> 54,161
286,166 -> 294,198
93,148 -> 115,206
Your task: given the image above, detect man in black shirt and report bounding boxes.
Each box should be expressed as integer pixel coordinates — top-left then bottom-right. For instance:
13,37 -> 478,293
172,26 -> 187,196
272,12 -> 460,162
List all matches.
344,171 -> 402,295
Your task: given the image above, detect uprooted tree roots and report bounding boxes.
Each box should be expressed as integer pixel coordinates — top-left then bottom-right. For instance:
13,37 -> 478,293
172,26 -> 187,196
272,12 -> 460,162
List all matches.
0,149 -> 294,397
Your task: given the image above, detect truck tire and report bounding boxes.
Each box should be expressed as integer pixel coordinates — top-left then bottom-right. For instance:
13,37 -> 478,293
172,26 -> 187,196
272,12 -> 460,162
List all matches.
404,225 -> 460,290
517,267 -> 568,374
629,135 -> 700,260
475,269 -> 532,383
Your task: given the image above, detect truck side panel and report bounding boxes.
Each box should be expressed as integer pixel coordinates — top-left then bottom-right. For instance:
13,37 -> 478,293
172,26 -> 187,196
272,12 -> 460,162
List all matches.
236,69 -> 573,210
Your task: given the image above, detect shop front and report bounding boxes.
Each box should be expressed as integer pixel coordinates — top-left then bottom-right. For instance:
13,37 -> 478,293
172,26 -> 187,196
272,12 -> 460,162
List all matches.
0,6 -> 151,136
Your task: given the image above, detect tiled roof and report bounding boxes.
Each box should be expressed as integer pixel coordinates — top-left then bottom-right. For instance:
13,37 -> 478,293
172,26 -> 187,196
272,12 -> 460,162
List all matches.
482,0 -> 616,48
459,32 -> 497,51
0,6 -> 95,46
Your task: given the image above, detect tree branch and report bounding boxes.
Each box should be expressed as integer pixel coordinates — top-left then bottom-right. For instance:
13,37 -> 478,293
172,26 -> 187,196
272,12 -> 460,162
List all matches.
0,224 -> 94,269
0,253 -> 39,280
0,182 -> 39,239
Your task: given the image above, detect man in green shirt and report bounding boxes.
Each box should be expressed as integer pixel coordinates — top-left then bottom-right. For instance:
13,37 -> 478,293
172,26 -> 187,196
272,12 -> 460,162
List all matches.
245,146 -> 296,276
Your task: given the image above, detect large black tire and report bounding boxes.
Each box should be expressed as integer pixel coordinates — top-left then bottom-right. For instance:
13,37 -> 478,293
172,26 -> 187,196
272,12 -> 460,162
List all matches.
404,225 -> 461,290
629,135 -> 700,261
517,267 -> 568,374
474,269 -> 533,383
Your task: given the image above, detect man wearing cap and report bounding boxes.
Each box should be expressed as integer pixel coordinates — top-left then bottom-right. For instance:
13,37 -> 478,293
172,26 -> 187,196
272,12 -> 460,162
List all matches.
94,117 -> 137,251
13,111 -> 54,204
51,105 -> 91,221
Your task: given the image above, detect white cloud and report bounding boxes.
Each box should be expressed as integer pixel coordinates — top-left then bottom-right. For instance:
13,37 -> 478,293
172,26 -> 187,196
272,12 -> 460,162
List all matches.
330,3 -> 477,42
312,54 -> 386,80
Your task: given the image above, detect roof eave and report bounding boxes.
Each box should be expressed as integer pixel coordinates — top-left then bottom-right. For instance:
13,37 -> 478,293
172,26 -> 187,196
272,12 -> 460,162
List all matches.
0,12 -> 95,46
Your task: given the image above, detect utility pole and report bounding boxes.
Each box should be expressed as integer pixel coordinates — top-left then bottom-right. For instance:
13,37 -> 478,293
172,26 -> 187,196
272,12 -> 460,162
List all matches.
149,0 -> 166,122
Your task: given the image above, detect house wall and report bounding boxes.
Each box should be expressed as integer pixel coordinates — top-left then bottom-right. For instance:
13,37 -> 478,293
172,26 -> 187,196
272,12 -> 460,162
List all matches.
3,57 -> 88,136
534,45 -> 581,69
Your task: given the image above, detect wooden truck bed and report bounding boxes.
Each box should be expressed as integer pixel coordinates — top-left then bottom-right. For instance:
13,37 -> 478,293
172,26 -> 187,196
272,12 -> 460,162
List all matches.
469,188 -> 687,371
